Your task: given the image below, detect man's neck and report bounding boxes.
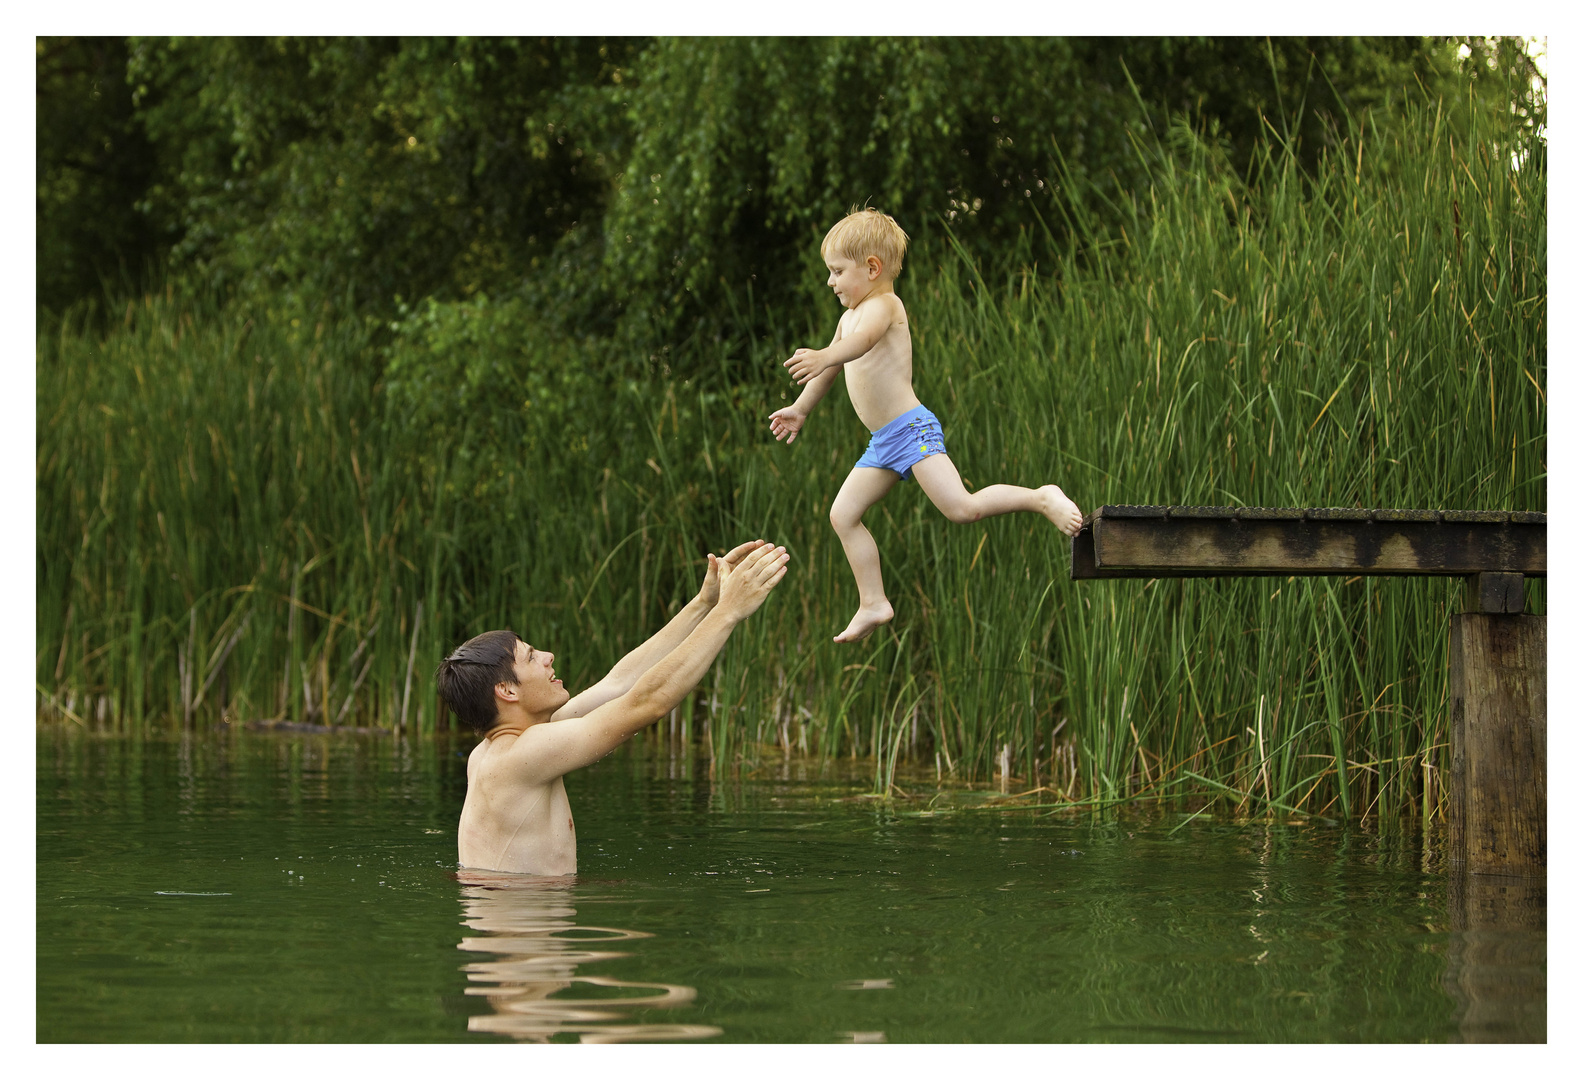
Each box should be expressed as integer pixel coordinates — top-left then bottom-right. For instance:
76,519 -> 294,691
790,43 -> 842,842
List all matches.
484,708 -> 553,741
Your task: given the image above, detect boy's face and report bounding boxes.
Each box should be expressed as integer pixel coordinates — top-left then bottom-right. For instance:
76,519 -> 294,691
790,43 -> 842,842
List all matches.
824,253 -> 881,308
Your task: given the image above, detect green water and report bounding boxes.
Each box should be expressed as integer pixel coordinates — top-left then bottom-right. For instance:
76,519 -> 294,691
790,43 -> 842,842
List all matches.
36,727 -> 1544,1042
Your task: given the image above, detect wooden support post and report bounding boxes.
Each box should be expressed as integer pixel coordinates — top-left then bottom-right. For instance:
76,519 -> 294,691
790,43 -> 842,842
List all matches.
1465,572 -> 1525,614
1446,614 -> 1546,875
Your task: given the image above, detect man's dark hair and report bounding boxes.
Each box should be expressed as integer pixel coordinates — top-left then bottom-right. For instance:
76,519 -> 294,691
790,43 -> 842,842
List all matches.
436,630 -> 523,733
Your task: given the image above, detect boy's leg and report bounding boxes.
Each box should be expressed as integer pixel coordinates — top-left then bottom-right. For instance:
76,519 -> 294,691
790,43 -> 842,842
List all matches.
829,466 -> 901,642
910,454 -> 1083,537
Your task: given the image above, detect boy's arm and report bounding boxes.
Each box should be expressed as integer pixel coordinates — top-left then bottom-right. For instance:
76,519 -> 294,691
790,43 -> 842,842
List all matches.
768,323 -> 843,443
785,293 -> 903,384
509,543 -> 790,781
768,367 -> 838,444
552,540 -> 766,721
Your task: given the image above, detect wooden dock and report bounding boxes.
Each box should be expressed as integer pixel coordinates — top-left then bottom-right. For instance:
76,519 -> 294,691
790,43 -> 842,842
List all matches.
1070,505 -> 1546,877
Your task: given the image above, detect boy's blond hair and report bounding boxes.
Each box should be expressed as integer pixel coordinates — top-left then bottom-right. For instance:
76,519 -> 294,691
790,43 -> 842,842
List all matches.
821,207 -> 909,280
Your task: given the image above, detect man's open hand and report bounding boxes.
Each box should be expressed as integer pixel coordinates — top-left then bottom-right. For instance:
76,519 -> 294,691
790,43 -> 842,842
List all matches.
715,542 -> 790,622
698,540 -> 767,607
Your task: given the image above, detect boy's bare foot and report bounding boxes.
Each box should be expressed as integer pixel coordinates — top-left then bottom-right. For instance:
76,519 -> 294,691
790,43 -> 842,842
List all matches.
834,601 -> 894,643
1037,485 -> 1084,538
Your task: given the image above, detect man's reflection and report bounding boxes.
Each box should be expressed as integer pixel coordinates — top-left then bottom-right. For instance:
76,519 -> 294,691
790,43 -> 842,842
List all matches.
456,870 -> 722,1043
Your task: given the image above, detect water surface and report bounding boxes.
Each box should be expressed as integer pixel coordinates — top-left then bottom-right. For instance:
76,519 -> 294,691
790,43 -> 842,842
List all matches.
36,727 -> 1543,1042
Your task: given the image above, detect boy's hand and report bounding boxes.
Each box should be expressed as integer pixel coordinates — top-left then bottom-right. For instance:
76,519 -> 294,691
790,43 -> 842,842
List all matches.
715,543 -> 790,622
697,540 -> 767,607
785,348 -> 835,385
767,406 -> 808,444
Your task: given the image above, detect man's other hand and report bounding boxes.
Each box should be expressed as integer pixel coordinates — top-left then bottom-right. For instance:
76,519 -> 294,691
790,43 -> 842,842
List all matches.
715,543 -> 790,621
698,540 -> 767,608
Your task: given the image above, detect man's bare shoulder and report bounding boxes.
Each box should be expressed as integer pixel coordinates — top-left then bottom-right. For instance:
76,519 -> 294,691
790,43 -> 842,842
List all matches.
465,736 -> 488,777
468,731 -> 536,783
471,716 -> 596,787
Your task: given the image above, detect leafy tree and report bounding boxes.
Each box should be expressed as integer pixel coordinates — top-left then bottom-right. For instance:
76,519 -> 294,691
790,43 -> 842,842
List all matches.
601,38 -> 1141,348
40,34 -> 1507,348
122,36 -> 637,315
36,37 -> 168,312
601,37 -> 1472,351
1114,37 -> 1461,162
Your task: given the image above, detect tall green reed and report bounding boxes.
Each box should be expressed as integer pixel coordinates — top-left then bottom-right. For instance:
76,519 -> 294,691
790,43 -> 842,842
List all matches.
38,97 -> 1543,822
712,94 -> 1544,818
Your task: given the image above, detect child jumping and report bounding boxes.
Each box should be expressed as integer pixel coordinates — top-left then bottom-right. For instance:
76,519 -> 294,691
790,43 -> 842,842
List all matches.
768,208 -> 1083,643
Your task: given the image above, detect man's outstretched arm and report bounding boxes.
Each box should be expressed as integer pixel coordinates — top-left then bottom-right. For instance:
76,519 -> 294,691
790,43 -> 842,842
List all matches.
552,540 -> 768,722
513,542 -> 790,780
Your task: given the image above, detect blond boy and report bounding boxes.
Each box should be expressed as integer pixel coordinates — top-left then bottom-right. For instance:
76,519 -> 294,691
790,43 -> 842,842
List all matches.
768,209 -> 1083,643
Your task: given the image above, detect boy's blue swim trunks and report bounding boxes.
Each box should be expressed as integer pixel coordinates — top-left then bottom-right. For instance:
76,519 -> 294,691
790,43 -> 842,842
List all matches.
854,403 -> 948,482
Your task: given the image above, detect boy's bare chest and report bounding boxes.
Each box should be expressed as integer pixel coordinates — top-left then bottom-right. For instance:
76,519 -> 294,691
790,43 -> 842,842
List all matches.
840,310 -> 911,365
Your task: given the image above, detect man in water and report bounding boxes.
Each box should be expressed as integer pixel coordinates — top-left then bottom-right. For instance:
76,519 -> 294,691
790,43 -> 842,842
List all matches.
437,539 -> 790,875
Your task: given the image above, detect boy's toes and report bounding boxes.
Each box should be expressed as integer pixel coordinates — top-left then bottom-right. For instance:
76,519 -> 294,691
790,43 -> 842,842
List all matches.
1039,485 -> 1084,537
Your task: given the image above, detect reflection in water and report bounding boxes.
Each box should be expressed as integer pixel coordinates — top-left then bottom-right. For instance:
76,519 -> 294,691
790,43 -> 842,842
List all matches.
44,728 -> 1529,1043
456,870 -> 722,1043
1443,873 -> 1546,1043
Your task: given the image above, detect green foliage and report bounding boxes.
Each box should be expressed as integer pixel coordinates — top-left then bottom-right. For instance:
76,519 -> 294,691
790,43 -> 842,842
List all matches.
38,95 -> 1544,826
122,36 -> 637,314
41,34 -> 1511,354
602,37 -> 1473,346
601,38 -> 1141,342
1116,37 -> 1460,163
381,293 -> 600,499
37,290 -> 395,727
36,37 -> 169,312
376,290 -> 757,559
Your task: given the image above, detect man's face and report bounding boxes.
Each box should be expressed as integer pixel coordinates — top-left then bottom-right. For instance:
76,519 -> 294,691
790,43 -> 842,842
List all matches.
825,253 -> 878,308
504,639 -> 569,714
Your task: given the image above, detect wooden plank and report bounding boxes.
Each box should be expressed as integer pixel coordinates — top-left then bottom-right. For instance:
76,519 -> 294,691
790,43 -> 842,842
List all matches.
1446,614 -> 1546,875
1069,506 -> 1545,579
